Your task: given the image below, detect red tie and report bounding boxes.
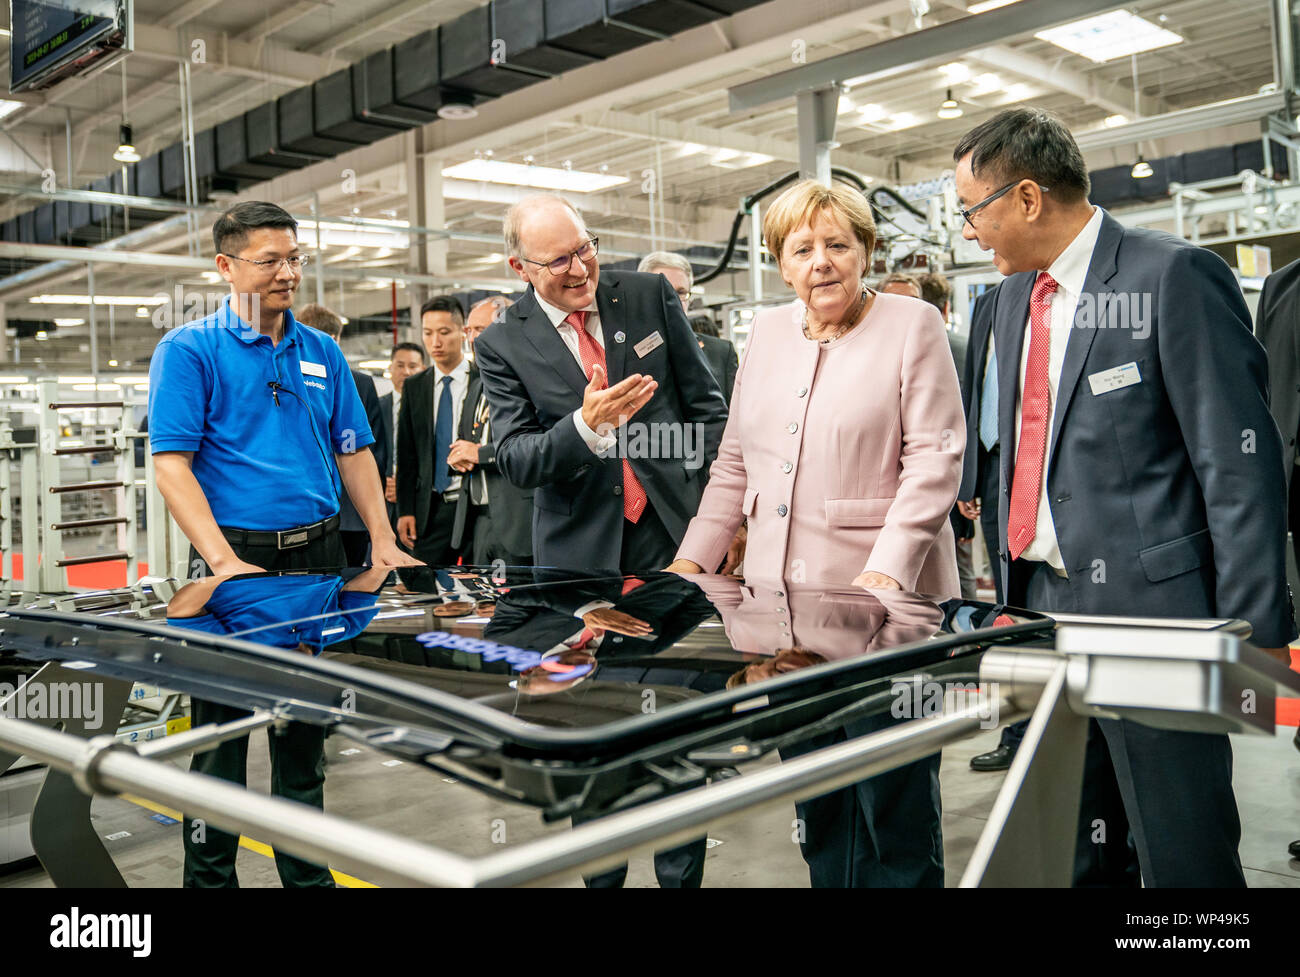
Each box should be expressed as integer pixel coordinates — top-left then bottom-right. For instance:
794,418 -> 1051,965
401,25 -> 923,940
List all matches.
1006,272 -> 1059,561
567,310 -> 648,523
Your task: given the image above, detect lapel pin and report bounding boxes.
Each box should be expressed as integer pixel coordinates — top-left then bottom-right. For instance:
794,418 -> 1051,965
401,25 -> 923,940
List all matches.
614,331 -> 626,344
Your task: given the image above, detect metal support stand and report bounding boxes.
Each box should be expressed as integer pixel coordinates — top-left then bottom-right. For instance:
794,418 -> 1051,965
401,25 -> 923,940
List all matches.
0,662 -> 133,887
795,87 -> 839,184
959,659 -> 1089,887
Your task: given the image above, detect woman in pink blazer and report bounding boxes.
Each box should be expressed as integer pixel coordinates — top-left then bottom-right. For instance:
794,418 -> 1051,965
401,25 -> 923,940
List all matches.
668,180 -> 965,595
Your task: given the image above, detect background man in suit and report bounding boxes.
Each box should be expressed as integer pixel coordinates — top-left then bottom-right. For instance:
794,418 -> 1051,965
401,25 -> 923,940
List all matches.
954,287 -> 1022,772
953,107 -> 1294,887
1251,258 -> 1300,861
474,195 -> 728,573
878,271 -> 977,601
637,251 -> 739,407
449,296 -> 535,567
381,342 -> 427,528
396,296 -> 473,566
297,303 -> 387,567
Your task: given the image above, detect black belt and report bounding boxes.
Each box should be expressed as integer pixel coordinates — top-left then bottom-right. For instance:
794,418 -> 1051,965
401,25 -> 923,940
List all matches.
219,513 -> 340,550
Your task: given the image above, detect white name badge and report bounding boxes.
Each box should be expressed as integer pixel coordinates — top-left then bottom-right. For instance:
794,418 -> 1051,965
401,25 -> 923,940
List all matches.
300,360 -> 327,378
634,331 -> 664,358
1088,361 -> 1141,396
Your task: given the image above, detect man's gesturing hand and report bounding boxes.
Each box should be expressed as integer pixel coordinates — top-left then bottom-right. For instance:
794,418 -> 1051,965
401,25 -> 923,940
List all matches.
580,364 -> 657,435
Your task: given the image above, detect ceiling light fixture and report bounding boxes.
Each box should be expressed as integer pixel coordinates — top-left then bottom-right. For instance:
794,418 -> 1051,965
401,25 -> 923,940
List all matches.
113,123 -> 140,163
1036,11 -> 1183,63
967,0 -> 1019,12
1131,155 -> 1153,179
113,63 -> 139,163
437,102 -> 478,120
1103,114 -> 1128,127
938,90 -> 962,119
441,158 -> 629,193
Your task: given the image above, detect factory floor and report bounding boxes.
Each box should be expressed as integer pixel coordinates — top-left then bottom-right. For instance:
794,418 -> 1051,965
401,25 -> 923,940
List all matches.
2,720 -> 1297,888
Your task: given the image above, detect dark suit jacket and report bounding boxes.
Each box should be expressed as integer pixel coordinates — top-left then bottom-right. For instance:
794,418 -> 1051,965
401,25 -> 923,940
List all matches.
958,288 -> 1000,502
395,362 -> 474,537
697,334 -> 739,407
453,374 -> 535,558
377,392 -> 395,477
990,210 -> 1294,646
1256,258 -> 1300,497
340,368 -> 386,533
474,270 -> 729,572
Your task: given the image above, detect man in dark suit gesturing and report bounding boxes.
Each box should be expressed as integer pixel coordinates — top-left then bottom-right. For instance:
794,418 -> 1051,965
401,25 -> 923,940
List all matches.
953,108 -> 1294,887
474,195 -> 728,573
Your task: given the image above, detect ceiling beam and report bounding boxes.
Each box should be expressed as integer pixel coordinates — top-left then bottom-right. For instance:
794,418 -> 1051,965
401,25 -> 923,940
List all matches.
237,3 -> 331,44
303,0 -> 434,55
562,109 -> 930,182
158,0 -> 226,30
729,0 -> 1130,111
965,45 -> 1168,120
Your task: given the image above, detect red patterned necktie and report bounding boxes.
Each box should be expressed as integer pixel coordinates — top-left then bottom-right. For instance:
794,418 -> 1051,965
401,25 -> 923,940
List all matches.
566,310 -> 648,523
1006,272 -> 1059,561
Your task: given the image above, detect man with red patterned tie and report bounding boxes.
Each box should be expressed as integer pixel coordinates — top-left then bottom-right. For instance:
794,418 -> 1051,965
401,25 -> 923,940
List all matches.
474,194 -> 728,574
953,109 -> 1293,888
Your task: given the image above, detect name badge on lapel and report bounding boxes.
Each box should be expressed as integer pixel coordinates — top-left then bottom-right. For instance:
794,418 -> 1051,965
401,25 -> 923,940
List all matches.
300,361 -> 327,378
1087,362 -> 1141,396
634,331 -> 664,358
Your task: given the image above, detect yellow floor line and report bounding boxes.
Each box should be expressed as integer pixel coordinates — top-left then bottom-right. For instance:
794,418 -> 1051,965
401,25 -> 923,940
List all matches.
120,793 -> 377,888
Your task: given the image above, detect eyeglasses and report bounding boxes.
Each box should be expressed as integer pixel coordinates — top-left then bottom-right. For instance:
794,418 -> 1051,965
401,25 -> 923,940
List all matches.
959,181 -> 1050,228
520,237 -> 598,276
222,253 -> 312,274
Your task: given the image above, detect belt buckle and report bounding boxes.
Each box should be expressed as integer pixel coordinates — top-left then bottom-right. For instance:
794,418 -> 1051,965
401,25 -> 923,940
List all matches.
277,527 -> 311,549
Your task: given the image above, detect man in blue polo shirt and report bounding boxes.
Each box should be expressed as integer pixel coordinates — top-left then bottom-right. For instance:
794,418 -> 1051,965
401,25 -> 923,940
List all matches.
148,200 -> 419,888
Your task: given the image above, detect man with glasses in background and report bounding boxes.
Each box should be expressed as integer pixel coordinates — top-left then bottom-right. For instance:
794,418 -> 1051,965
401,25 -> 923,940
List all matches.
148,200 -> 418,888
474,194 -> 727,577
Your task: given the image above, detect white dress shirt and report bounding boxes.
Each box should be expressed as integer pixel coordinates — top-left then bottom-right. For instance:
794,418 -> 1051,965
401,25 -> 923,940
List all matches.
1012,205 -> 1104,571
431,357 -> 471,493
532,290 -> 616,456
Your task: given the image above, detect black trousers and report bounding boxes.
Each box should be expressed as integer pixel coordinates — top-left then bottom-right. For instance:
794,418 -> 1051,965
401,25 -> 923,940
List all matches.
413,493 -> 464,567
182,528 -> 345,888
779,711 -> 944,888
619,502 -> 679,573
1009,559 -> 1246,888
977,444 -> 1003,603
340,530 -> 370,567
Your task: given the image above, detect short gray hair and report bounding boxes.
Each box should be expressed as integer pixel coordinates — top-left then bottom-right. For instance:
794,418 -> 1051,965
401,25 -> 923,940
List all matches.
503,194 -> 586,258
637,251 -> 693,288
470,294 -> 513,322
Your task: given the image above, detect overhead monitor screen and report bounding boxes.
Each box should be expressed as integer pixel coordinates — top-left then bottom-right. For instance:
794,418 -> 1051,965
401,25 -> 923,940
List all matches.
9,0 -> 130,93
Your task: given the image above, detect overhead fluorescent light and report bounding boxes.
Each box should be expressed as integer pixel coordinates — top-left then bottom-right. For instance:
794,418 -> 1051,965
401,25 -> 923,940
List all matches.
857,104 -> 887,124
0,375 -> 30,384
1103,114 -> 1128,127
0,100 -> 25,121
30,294 -> 169,306
441,158 -> 628,193
970,73 -> 1001,96
938,62 -> 971,82
887,112 -> 919,131
1004,83 -> 1033,102
967,0 -> 1019,12
53,318 -> 85,326
1035,11 -> 1183,64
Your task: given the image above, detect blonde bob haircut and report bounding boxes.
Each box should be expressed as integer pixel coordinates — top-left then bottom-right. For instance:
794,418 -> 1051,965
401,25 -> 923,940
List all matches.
761,179 -> 877,264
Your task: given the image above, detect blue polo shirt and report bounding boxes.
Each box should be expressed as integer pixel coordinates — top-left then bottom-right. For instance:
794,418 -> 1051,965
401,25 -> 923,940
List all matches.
148,299 -> 374,531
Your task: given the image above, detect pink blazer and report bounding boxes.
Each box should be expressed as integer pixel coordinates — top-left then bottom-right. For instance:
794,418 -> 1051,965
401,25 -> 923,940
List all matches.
676,291 -> 965,596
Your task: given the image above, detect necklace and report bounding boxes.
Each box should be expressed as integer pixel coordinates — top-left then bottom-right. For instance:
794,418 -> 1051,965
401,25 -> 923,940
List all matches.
802,283 -> 871,344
